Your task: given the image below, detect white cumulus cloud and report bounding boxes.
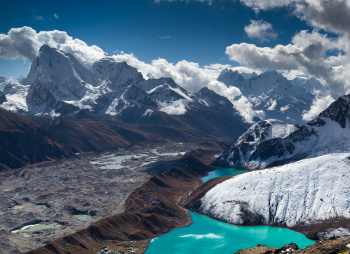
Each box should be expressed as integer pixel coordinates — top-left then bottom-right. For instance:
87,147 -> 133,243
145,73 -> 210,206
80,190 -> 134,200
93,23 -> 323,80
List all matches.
239,0 -> 297,11
226,30 -> 350,98
302,95 -> 334,121
0,26 -> 106,69
244,20 -> 278,42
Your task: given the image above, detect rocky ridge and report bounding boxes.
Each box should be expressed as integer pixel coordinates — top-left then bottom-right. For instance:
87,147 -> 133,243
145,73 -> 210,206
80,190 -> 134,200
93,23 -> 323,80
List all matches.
217,94 -> 350,170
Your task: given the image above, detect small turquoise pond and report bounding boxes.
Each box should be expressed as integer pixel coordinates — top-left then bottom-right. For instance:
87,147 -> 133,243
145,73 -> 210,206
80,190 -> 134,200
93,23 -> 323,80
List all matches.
145,167 -> 315,254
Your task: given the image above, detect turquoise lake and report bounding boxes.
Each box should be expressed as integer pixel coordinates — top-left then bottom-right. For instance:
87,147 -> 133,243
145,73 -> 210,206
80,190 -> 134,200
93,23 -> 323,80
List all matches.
145,167 -> 316,254
201,167 -> 247,183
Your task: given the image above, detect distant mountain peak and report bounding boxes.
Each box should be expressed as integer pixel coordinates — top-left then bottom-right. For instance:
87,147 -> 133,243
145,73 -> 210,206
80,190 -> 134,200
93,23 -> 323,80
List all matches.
93,57 -> 142,85
263,69 -> 279,76
218,68 -> 317,124
37,44 -> 57,56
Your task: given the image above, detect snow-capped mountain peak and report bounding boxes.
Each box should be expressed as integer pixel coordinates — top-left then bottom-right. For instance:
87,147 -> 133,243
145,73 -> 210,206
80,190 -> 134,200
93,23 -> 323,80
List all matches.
218,69 -> 246,88
26,45 -> 94,88
218,69 -> 316,124
318,94 -> 350,128
292,76 -> 329,97
235,119 -> 297,145
92,57 -> 143,87
217,93 -> 350,170
200,152 -> 350,235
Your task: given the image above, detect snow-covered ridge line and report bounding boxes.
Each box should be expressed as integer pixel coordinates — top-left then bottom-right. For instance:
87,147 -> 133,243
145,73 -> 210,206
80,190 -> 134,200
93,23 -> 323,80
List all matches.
218,93 -> 350,170
200,153 -> 350,232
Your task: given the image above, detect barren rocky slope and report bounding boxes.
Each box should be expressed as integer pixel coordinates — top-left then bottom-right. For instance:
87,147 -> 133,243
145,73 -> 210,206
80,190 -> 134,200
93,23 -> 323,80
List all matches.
0,108 -> 73,171
235,238 -> 350,254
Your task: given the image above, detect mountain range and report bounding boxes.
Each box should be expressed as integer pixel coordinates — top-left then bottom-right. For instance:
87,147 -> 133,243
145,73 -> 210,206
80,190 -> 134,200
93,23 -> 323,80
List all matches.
218,69 -> 329,124
0,45 -> 241,123
0,45 -> 329,127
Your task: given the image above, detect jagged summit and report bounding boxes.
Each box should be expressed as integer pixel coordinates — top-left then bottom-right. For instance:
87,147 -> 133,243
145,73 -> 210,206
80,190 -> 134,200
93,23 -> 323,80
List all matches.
318,94 -> 350,128
93,57 -> 142,86
197,87 -> 234,110
140,77 -> 179,92
217,94 -> 350,170
235,119 -> 297,145
26,45 -> 94,87
218,69 -> 246,88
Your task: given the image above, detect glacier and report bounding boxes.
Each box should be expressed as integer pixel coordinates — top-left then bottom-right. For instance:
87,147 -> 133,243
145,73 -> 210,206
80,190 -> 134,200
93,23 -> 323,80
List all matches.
200,153 -> 350,228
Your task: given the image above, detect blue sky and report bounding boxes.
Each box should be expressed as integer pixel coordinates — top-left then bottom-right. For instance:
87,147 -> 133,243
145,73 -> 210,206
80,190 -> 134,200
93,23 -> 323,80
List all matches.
0,0 -> 310,78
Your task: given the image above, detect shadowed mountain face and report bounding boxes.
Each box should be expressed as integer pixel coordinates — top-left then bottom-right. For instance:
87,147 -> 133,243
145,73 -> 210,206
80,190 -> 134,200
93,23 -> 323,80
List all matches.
31,106 -> 248,154
0,91 -> 6,104
0,108 -> 73,172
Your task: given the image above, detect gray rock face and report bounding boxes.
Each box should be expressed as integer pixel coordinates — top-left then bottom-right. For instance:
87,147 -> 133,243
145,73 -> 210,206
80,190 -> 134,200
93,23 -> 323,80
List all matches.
197,87 -> 237,113
0,91 -> 6,104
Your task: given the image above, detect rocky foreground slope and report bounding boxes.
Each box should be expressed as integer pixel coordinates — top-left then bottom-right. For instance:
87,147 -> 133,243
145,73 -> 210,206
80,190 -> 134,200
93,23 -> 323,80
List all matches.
235,238 -> 350,254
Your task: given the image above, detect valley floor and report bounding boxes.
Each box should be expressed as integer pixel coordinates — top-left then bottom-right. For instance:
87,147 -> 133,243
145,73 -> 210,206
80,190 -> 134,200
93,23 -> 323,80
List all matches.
0,140 -> 221,254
